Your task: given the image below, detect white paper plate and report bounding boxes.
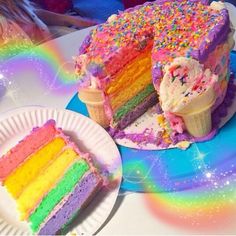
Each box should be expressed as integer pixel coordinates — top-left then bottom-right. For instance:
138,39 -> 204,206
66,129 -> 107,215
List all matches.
0,106 -> 122,235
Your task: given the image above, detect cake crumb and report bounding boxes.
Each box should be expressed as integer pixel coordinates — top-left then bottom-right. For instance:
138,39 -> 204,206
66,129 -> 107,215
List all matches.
176,141 -> 190,150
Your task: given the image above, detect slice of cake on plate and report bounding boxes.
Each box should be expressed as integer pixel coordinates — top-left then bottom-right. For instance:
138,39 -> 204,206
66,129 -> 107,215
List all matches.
0,120 -> 103,235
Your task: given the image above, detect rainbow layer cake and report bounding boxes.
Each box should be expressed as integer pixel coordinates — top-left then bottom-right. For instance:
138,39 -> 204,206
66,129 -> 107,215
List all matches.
75,0 -> 235,144
0,120 -> 103,235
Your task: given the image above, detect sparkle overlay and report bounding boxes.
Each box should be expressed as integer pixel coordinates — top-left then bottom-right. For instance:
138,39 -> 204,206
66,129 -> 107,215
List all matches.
0,39 -> 80,106
119,133 -> 236,229
143,179 -> 236,231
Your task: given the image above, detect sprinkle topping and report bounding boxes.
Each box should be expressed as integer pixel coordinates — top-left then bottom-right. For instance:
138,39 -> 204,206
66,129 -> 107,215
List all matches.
85,1 -> 223,61
76,0 -> 227,88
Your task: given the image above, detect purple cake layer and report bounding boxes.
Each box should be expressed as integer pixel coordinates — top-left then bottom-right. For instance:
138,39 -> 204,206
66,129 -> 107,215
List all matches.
116,92 -> 158,130
38,172 -> 102,235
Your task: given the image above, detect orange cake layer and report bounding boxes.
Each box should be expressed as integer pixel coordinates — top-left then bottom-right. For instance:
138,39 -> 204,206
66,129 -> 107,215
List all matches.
109,69 -> 152,111
105,49 -> 152,95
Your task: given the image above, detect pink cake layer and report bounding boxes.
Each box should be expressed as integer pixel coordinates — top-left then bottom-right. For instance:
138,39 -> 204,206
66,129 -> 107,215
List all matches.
0,120 -> 58,182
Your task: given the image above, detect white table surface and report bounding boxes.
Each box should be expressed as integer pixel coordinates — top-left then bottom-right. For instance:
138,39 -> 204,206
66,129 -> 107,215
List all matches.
0,3 -> 236,235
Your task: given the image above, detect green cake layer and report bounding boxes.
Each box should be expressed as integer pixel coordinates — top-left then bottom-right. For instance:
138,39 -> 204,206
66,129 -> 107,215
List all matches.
29,159 -> 89,232
113,84 -> 155,123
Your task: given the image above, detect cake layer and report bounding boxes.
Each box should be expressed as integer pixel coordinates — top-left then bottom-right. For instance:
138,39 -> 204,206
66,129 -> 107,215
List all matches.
17,148 -> 78,220
0,120 -> 57,181
0,120 -> 103,235
38,172 -> 102,235
113,84 -> 155,123
4,138 -> 66,199
76,22 -> 154,88
76,1 -> 232,132
115,92 -> 158,129
105,49 -> 151,95
109,68 -> 152,111
29,160 -> 89,232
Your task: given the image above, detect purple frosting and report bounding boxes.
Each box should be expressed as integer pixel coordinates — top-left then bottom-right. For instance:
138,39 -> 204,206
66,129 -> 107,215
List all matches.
152,3 -> 230,85
201,0 -> 210,5
152,65 -> 163,85
156,102 -> 163,114
38,172 -> 101,235
113,129 -> 163,147
194,9 -> 230,63
210,73 -> 236,129
87,62 -> 105,78
193,128 -> 217,142
78,30 -> 94,55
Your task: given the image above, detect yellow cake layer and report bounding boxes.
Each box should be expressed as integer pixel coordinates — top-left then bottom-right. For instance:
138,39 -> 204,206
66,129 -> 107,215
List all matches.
104,50 -> 152,111
17,148 -> 79,220
105,51 -> 151,96
4,138 -> 66,199
110,68 -> 152,111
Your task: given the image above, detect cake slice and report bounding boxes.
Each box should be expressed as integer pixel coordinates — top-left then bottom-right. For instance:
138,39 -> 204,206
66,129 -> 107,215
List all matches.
0,120 -> 103,235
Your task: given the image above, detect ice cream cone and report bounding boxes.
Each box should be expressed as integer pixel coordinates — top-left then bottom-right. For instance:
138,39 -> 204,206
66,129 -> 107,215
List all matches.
78,88 -> 110,128
159,57 -> 220,138
175,88 -> 216,138
180,106 -> 213,137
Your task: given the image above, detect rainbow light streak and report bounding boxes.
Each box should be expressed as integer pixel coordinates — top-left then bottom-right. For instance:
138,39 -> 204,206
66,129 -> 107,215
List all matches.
0,39 -> 79,96
143,178 -> 236,232
120,143 -> 236,231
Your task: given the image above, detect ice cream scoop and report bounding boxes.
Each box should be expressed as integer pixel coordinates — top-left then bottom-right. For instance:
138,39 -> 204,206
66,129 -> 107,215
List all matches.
159,57 -> 219,137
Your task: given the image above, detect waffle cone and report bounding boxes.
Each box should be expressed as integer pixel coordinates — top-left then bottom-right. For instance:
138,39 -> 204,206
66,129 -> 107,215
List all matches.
174,87 -> 216,137
78,88 -> 109,127
181,107 -> 212,137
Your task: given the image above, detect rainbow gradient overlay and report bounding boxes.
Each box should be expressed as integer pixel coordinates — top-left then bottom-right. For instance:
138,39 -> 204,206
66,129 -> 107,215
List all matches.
0,36 -> 236,232
0,39 -> 79,102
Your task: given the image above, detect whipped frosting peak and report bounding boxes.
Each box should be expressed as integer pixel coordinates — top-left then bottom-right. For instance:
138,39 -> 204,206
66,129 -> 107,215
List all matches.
210,1 -> 226,11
